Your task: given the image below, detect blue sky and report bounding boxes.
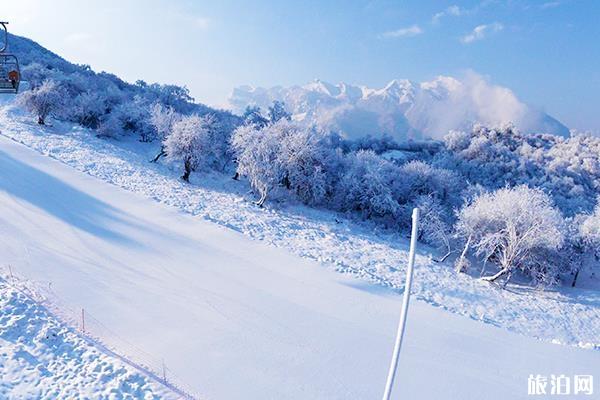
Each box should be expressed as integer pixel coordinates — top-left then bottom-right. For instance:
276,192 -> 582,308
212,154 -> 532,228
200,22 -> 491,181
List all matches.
3,0 -> 599,132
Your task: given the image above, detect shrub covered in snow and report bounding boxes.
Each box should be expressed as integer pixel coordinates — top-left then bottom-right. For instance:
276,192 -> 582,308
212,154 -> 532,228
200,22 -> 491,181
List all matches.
455,186 -> 565,286
333,150 -> 399,220
434,124 -> 600,216
17,80 -> 64,125
231,120 -> 331,206
18,53 -> 241,144
164,114 -> 228,182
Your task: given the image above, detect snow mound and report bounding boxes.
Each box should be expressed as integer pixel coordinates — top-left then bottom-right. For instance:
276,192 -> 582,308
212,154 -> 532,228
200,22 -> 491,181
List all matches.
229,72 -> 570,141
0,279 -> 177,399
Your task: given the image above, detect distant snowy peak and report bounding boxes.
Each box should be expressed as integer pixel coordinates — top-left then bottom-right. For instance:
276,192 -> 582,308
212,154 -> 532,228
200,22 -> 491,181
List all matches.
230,74 -> 569,141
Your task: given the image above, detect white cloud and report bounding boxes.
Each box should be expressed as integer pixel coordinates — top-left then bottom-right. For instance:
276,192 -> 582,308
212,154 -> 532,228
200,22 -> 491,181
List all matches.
541,1 -> 561,9
432,5 -> 462,23
460,22 -> 503,44
380,25 -> 423,39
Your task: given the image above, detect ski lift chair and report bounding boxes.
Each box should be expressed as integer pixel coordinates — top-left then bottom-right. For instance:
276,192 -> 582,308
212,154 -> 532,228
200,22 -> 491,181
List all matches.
0,22 -> 20,94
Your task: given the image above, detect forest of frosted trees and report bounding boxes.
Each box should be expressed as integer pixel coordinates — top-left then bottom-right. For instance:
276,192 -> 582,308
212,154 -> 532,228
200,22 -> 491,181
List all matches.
15,58 -> 600,290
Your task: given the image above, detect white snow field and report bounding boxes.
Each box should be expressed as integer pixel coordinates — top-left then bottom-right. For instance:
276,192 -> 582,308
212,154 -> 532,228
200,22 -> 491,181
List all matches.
0,279 -> 179,399
0,110 -> 598,398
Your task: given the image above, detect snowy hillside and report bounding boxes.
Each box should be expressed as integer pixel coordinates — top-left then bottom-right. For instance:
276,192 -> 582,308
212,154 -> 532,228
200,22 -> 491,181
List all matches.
0,93 -> 599,398
0,279 -> 178,399
0,119 -> 598,400
229,73 -> 569,141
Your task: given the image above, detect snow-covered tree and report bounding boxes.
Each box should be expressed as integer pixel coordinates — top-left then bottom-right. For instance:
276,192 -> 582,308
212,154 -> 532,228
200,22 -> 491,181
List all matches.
434,125 -> 600,217
21,63 -> 57,89
68,91 -> 109,129
278,125 -> 340,205
163,114 -> 224,182
97,113 -> 124,138
231,122 -> 284,206
242,105 -> 269,128
455,186 -> 565,286
569,200 -> 600,286
334,150 -> 399,221
164,115 -> 204,181
267,100 -> 291,124
150,103 -> 182,162
17,80 -> 64,125
414,194 -> 452,252
111,95 -> 154,141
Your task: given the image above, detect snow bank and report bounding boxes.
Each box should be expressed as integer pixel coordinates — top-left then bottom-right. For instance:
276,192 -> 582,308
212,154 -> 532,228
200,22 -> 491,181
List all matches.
0,278 -> 178,399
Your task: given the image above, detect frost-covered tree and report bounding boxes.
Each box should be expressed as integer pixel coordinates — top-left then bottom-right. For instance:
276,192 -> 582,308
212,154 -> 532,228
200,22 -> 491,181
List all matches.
334,150 -> 399,221
17,80 -> 64,125
21,63 -> 57,89
150,103 -> 182,162
163,114 -> 225,182
414,194 -> 452,252
581,204 -> 600,256
278,125 -> 340,205
434,125 -> 600,217
231,122 -> 284,206
164,115 -> 205,182
68,91 -> 109,129
97,112 -> 124,138
267,100 -> 291,123
233,119 -> 341,206
455,186 -> 565,286
570,200 -> 600,286
242,105 -> 269,128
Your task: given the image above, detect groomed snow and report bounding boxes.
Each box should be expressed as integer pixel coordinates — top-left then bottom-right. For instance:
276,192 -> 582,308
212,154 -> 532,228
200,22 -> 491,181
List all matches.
0,105 -> 598,399
0,279 -> 178,399
0,102 -> 598,350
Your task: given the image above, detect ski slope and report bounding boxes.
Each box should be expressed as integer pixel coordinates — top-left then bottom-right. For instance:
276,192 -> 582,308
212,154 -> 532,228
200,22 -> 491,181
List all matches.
0,133 -> 598,399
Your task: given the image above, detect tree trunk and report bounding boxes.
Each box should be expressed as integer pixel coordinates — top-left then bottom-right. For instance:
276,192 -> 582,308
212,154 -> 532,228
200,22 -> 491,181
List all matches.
571,268 -> 580,288
502,270 -> 513,288
232,172 -> 240,181
433,250 -> 454,263
38,116 -> 45,125
181,157 -> 192,182
151,147 -> 166,163
455,235 -> 471,273
255,192 -> 267,207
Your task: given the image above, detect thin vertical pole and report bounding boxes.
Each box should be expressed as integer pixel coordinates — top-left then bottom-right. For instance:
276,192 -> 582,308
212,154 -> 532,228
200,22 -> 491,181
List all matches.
382,208 -> 419,400
8,264 -> 13,282
162,359 -> 167,382
81,308 -> 85,333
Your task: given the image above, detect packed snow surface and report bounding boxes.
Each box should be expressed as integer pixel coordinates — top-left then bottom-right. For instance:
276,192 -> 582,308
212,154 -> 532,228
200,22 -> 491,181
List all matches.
0,103 -> 598,399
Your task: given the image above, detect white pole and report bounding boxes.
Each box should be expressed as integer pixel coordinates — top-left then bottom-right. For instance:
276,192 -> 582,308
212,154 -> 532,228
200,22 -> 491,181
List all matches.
382,208 -> 419,400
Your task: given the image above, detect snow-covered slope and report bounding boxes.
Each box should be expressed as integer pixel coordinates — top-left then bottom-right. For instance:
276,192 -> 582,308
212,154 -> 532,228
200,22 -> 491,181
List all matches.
0,106 -> 598,399
0,279 -> 178,399
230,73 -> 570,141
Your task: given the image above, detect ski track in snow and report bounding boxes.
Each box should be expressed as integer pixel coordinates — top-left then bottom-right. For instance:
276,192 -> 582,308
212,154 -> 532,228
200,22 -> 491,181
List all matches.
0,279 -> 178,400
0,104 -> 598,350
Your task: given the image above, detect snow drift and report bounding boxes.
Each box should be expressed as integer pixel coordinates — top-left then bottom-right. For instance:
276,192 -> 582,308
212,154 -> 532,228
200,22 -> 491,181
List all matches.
229,72 -> 569,141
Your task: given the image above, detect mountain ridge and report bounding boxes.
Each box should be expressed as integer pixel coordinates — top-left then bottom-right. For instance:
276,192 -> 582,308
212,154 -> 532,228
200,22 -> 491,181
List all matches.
230,75 -> 570,141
